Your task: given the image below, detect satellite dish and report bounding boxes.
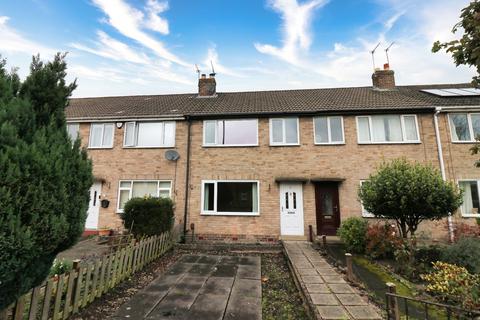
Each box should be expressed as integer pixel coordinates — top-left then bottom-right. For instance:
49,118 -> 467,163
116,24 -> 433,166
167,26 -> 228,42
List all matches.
165,150 -> 180,161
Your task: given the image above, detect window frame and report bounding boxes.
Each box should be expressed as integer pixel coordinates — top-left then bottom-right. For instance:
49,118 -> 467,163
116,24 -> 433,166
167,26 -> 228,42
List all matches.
67,123 -> 80,142
355,114 -> 421,144
88,123 -> 115,149
269,117 -> 300,146
448,113 -> 480,143
200,180 -> 260,216
313,116 -> 345,145
457,179 -> 480,217
123,121 -> 176,148
359,180 -> 375,218
202,119 -> 259,147
116,180 -> 172,213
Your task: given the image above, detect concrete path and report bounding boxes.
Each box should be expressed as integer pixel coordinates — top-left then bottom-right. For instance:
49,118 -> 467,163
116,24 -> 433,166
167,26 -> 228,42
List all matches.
284,242 -> 381,320
113,254 -> 262,320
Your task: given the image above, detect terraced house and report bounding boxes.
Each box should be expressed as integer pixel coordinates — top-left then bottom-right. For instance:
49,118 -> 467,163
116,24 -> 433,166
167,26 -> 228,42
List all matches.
66,68 -> 480,242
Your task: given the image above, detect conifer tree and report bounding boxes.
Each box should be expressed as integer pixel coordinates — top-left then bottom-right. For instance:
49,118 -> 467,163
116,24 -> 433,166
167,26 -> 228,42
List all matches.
0,53 -> 92,309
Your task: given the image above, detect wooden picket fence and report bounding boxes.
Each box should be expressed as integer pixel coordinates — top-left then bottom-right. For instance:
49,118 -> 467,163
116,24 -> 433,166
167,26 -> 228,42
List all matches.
0,231 -> 174,320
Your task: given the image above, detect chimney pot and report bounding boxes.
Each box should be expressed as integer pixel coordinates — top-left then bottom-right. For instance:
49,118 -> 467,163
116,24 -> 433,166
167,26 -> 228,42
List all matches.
372,69 -> 395,90
201,73 -> 207,79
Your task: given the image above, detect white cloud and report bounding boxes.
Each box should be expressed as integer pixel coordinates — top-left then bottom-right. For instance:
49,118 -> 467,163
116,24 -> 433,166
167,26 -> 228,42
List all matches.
71,31 -> 149,64
144,0 -> 169,34
254,0 -> 328,65
203,46 -> 243,77
0,16 -> 57,56
91,0 -> 188,66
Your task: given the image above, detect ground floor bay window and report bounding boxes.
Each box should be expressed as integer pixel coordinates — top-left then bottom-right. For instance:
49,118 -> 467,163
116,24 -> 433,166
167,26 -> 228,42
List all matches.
458,180 -> 480,217
117,180 -> 172,212
201,181 -> 259,215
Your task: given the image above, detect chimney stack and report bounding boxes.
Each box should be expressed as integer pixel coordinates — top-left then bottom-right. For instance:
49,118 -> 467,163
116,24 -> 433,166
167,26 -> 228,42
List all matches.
198,73 -> 216,97
372,65 -> 395,90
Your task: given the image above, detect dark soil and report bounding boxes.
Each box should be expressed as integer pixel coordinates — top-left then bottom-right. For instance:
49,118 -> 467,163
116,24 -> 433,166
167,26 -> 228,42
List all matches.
70,249 -> 180,320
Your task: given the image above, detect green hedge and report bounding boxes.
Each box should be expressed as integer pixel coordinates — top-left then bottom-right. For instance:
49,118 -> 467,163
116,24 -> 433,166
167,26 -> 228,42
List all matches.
121,197 -> 174,237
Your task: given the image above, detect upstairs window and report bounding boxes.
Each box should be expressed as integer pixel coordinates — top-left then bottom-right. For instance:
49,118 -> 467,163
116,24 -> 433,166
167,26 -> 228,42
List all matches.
270,118 -> 299,145
356,115 -> 419,143
202,180 -> 259,215
314,116 -> 344,144
203,119 -> 258,146
449,113 -> 480,142
89,123 -> 114,148
117,180 -> 172,212
124,121 -> 175,147
67,123 -> 79,141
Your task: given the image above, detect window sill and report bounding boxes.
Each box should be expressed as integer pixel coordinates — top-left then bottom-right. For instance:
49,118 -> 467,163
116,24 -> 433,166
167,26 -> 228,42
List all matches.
88,146 -> 114,149
451,141 -> 478,144
269,143 -> 301,147
123,146 -> 176,149
314,142 -> 346,146
201,212 -> 260,216
462,214 -> 480,218
202,144 -> 259,148
357,141 -> 421,145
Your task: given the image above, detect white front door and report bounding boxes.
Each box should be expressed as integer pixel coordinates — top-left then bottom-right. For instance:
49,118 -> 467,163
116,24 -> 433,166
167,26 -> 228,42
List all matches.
85,182 -> 101,229
280,182 -> 304,236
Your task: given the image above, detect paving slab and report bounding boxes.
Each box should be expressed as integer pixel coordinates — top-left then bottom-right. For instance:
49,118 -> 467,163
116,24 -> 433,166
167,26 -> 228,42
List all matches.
283,241 -> 381,320
113,254 -> 261,320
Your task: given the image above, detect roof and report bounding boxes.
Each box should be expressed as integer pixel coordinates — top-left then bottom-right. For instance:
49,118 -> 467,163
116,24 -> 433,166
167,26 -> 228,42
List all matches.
66,83 -> 480,120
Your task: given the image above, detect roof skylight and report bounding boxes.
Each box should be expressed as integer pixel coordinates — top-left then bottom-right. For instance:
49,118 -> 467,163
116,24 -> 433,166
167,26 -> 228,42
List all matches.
421,88 -> 480,97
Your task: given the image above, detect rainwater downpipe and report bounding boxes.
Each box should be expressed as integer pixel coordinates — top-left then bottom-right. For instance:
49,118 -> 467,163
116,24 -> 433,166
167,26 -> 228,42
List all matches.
182,117 -> 192,242
434,107 -> 455,242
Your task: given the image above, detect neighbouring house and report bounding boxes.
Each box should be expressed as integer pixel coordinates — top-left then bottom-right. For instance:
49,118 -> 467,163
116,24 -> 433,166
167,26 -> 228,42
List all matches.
66,67 -> 480,242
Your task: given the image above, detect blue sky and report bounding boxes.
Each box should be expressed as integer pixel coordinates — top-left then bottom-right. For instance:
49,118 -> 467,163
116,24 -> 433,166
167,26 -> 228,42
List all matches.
0,0 -> 475,97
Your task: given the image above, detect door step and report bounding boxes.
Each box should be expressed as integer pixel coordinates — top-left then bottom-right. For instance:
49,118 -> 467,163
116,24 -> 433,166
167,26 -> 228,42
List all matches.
279,235 -> 308,241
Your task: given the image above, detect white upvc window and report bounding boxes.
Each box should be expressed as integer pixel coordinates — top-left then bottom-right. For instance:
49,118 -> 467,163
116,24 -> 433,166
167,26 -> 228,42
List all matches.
117,180 -> 172,212
89,123 -> 114,148
359,180 -> 375,218
67,123 -> 80,141
448,113 -> 480,142
270,117 -> 300,145
201,180 -> 260,216
314,116 -> 344,144
356,114 -> 420,144
123,121 -> 175,148
458,180 -> 480,217
203,119 -> 258,146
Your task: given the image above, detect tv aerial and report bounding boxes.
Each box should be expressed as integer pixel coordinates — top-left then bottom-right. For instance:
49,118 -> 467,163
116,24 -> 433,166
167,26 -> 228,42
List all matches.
370,42 -> 381,71
210,60 -> 216,76
194,64 -> 201,79
385,42 -> 395,66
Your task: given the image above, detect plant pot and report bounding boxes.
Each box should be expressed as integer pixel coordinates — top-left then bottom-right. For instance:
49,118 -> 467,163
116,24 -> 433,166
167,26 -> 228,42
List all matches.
98,229 -> 111,236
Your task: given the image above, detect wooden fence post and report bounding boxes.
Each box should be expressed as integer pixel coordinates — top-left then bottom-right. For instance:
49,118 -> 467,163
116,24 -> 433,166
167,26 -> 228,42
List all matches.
345,253 -> 354,282
386,282 -> 400,320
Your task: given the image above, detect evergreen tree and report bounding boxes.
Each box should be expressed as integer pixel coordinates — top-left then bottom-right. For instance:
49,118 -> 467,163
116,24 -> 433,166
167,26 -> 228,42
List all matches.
0,53 -> 93,309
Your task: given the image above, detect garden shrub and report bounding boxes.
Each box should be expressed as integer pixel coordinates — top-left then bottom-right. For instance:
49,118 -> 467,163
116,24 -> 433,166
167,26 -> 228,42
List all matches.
337,217 -> 368,253
365,223 -> 402,259
421,262 -> 480,310
49,259 -> 73,276
440,237 -> 480,274
412,245 -> 443,275
121,197 -> 174,237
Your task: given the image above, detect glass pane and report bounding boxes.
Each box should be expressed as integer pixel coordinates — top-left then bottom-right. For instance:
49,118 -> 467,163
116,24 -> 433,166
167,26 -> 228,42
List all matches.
204,183 -> 215,211
449,114 -> 471,141
271,119 -> 283,143
372,115 -> 402,142
293,192 -> 297,209
103,123 -> 114,147
217,182 -> 254,212
132,181 -> 157,198
163,122 -> 175,146
285,118 -> 298,144
330,117 -> 343,142
159,181 -> 171,189
321,193 -> 333,216
223,120 -> 257,145
90,124 -> 103,147
67,123 -> 79,141
119,189 -> 130,210
403,116 -> 418,141
285,192 -> 289,209
120,181 -> 131,188
314,117 -> 328,143
460,181 -> 479,215
471,114 -> 480,140
357,117 -> 370,142
124,122 -> 135,146
204,121 -> 217,144
137,122 -> 162,147
159,190 -> 170,198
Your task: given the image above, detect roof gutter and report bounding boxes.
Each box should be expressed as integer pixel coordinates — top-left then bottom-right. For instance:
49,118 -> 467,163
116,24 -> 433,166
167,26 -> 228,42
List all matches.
66,115 -> 185,123
434,107 -> 454,243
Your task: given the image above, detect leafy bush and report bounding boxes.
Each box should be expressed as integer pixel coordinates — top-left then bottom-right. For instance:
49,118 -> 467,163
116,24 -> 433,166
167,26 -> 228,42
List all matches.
0,54 -> 92,309
421,262 -> 480,310
412,245 -> 443,275
358,159 -> 462,238
365,223 -> 402,259
440,237 -> 480,274
337,217 -> 368,253
121,197 -> 174,237
49,259 -> 73,276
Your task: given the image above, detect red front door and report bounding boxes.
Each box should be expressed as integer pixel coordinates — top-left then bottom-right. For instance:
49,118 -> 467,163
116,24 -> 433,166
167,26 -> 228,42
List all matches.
315,183 -> 341,236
